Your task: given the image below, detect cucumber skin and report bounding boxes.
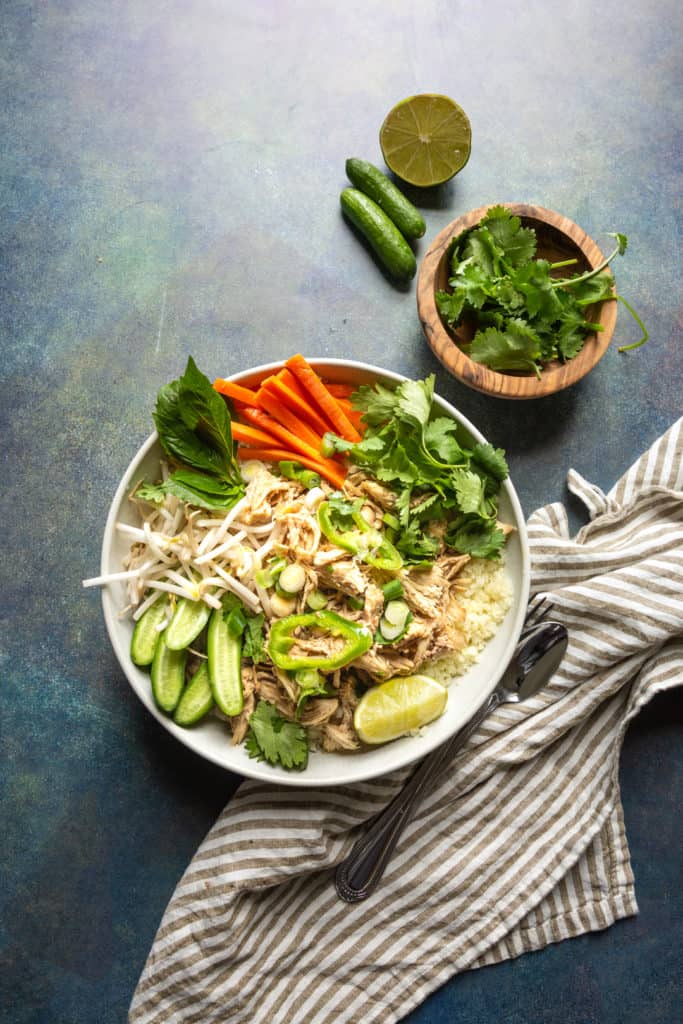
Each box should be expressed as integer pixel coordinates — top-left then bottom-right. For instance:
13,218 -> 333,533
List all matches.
165,597 -> 211,651
346,158 -> 426,240
340,189 -> 417,282
151,632 -> 187,713
207,610 -> 244,717
174,661 -> 214,727
130,600 -> 168,667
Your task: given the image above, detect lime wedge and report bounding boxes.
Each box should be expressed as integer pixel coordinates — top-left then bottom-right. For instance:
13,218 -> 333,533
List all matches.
354,674 -> 448,745
379,93 -> 472,187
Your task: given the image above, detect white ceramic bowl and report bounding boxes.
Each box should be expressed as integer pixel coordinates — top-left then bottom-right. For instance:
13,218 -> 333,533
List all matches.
100,359 -> 530,786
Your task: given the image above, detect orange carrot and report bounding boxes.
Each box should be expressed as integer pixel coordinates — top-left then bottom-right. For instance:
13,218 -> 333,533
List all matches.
213,379 -> 260,406
279,368 -> 311,401
285,354 -> 362,443
260,375 -> 332,438
236,446 -> 346,489
324,383 -> 355,399
336,397 -> 365,434
240,405 -> 332,465
231,421 -> 282,448
255,388 -> 324,449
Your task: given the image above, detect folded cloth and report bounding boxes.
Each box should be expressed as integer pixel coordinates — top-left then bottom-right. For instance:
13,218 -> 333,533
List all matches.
129,420 -> 683,1024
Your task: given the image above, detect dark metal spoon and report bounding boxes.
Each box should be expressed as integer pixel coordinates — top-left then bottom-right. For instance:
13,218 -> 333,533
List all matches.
335,620 -> 569,903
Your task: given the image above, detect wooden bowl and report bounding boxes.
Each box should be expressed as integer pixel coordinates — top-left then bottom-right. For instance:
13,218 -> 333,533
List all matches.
417,203 -> 618,399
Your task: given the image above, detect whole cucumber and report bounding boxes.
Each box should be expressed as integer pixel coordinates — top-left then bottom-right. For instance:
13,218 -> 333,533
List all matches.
340,188 -> 417,282
346,158 -> 426,240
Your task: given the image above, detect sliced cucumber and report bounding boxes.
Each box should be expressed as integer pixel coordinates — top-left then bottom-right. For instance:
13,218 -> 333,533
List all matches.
173,661 -> 214,727
130,599 -> 170,667
165,597 -> 212,651
207,608 -> 243,717
151,631 -> 187,713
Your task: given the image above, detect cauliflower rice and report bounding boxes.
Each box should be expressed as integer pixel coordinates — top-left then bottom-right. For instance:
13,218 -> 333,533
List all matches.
425,556 -> 512,684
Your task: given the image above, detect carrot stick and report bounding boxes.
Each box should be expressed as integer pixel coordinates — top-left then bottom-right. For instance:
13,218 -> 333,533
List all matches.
285,354 -> 361,443
237,446 -> 346,490
240,405 -> 332,465
255,388 -> 324,449
323,383 -> 355,399
336,397 -> 365,434
231,421 -> 282,448
213,379 -> 260,406
260,375 -> 332,437
279,367 -> 309,397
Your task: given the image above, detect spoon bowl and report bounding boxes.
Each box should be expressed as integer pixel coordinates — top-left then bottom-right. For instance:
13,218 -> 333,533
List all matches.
502,621 -> 568,702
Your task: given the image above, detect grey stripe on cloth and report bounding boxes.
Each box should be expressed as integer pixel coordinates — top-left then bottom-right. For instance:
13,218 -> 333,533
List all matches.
129,419 -> 683,1024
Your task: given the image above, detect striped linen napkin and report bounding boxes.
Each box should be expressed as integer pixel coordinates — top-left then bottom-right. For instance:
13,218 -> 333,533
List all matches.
129,419 -> 683,1024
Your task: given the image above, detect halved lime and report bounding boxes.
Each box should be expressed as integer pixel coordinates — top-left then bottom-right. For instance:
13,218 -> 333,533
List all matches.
379,93 -> 472,188
354,674 -> 448,745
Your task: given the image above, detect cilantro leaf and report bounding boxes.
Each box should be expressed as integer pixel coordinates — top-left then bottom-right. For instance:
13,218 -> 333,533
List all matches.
483,206 -> 537,266
245,701 -> 308,770
469,321 -> 543,376
351,381 -> 398,425
463,225 -> 500,277
424,417 -> 466,464
567,270 -> 615,307
449,262 -> 493,309
436,288 -> 467,326
451,469 -> 485,515
395,376 -> 434,430
471,443 -> 509,483
446,520 -> 507,559
395,519 -> 440,563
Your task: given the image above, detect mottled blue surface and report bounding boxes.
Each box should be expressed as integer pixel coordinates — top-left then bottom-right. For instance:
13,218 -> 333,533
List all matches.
1,1 -> 681,1021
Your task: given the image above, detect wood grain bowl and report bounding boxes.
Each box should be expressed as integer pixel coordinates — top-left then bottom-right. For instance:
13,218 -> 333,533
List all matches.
416,203 -> 618,399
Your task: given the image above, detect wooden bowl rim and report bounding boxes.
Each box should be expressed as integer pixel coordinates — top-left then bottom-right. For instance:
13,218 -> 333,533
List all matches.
417,202 -> 618,399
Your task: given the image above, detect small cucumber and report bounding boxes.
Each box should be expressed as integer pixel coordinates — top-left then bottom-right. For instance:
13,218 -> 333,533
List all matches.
173,661 -> 214,727
165,596 -> 211,651
340,188 -> 417,282
207,608 -> 243,717
130,599 -> 170,667
151,631 -> 187,713
346,158 -> 426,240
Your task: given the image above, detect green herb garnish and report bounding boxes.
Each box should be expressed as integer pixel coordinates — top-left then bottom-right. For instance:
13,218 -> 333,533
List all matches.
245,700 -> 309,770
435,206 -> 647,376
141,356 -> 245,511
327,374 -> 508,564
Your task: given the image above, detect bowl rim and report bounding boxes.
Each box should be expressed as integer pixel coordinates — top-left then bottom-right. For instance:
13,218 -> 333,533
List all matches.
417,202 -> 618,399
100,357 -> 531,787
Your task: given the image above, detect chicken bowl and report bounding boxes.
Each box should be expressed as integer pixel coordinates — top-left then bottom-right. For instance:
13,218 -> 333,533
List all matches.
97,358 -> 530,787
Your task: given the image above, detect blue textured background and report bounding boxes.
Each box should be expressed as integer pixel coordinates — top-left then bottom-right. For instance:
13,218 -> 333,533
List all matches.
1,1 -> 681,1021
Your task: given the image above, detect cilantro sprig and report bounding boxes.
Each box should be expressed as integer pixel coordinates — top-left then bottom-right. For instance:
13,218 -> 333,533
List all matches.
436,207 -> 647,376
326,374 -> 509,564
245,701 -> 309,770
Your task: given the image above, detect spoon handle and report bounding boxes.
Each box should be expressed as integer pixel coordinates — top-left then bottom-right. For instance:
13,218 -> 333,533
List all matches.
335,691 -> 499,903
